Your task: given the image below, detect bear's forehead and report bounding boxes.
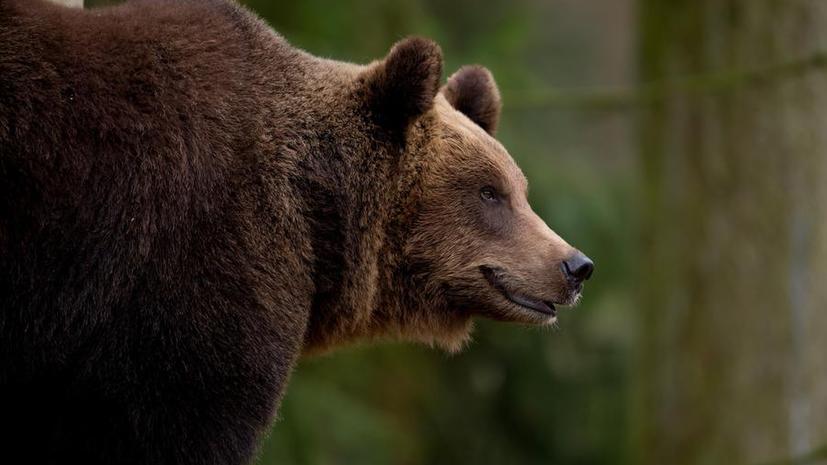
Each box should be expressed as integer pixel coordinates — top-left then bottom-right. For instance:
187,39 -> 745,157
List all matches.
433,96 -> 527,191
434,95 -> 493,141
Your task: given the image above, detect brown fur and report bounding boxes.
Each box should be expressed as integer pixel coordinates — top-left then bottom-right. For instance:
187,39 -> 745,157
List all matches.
0,1 -> 589,463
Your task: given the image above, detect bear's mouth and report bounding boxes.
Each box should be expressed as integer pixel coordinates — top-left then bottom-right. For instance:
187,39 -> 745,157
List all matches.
480,266 -> 557,317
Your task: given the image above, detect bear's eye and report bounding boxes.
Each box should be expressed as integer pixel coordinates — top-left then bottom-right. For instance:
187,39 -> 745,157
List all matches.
480,186 -> 499,202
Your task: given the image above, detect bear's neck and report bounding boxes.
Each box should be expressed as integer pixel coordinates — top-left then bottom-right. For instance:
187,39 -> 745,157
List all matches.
291,117 -> 460,353
288,121 -> 411,354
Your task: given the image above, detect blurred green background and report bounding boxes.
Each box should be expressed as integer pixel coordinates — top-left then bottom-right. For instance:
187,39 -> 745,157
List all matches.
83,1 -> 827,464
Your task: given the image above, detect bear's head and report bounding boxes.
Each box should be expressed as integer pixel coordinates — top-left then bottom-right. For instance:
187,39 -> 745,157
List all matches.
344,37 -> 593,352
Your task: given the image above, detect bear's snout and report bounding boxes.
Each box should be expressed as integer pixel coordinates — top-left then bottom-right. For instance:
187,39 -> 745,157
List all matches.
562,252 -> 594,287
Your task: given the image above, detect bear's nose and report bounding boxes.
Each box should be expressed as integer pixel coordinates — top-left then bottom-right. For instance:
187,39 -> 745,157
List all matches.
563,252 -> 594,283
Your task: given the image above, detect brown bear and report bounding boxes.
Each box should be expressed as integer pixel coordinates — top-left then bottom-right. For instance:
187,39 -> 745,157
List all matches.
0,0 -> 593,464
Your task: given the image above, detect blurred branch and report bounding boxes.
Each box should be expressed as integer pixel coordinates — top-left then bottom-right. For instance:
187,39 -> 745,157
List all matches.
504,50 -> 827,111
756,443 -> 827,465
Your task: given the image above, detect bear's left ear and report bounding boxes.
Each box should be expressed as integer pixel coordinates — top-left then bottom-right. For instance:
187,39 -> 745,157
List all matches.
441,65 -> 502,135
360,37 -> 443,130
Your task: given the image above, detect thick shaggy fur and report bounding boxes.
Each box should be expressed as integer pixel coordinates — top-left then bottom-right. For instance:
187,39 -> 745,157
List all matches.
0,1 -> 584,464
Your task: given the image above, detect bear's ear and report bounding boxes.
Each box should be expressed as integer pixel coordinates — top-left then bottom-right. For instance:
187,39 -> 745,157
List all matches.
361,37 -> 443,129
441,65 -> 501,135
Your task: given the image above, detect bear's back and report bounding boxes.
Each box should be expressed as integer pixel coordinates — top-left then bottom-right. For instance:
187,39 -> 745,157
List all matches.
0,0 -> 273,324
0,0 -> 312,407
0,0 -> 284,166
0,3 -> 315,463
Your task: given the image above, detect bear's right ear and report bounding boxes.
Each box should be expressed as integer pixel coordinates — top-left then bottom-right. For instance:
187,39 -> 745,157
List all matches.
441,65 -> 501,135
360,37 -> 443,130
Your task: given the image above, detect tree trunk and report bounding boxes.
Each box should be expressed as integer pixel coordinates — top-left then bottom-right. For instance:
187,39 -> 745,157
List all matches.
637,1 -> 827,465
